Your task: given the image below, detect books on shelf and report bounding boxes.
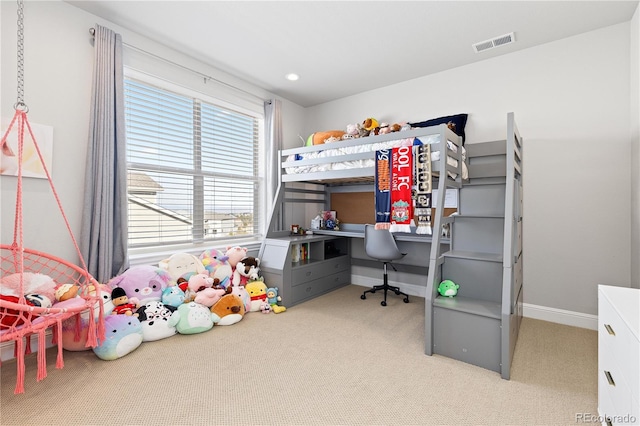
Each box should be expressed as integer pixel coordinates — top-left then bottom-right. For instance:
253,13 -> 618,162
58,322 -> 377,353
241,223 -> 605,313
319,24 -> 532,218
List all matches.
291,242 -> 310,263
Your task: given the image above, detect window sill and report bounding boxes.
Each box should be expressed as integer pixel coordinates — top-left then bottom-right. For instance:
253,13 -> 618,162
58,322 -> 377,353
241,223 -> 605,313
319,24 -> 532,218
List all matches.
128,238 -> 263,267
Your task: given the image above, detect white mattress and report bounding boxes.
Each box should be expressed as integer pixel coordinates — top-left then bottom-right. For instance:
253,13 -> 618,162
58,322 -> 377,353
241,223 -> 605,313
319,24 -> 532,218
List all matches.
284,135 -> 468,180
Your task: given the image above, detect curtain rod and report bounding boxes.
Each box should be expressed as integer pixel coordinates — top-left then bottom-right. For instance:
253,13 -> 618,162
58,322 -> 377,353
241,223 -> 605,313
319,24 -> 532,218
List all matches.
89,27 -> 266,103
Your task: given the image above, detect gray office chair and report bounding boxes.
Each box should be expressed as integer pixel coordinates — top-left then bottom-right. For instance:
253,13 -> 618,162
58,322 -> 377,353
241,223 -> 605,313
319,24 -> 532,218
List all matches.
360,224 -> 410,306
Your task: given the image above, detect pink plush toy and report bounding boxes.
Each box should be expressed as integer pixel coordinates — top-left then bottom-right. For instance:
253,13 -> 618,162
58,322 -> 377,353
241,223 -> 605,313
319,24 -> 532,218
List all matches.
195,288 -> 228,308
224,246 -> 248,269
185,273 -> 227,307
184,273 -> 213,301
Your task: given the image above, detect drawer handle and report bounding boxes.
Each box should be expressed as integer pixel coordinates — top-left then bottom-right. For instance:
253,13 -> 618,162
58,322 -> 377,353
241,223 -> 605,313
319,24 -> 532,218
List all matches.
604,324 -> 615,336
604,370 -> 615,386
306,271 -> 312,277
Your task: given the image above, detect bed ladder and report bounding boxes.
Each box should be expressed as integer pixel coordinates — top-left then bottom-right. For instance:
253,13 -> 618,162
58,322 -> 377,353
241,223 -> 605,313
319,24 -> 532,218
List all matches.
425,113 -> 523,380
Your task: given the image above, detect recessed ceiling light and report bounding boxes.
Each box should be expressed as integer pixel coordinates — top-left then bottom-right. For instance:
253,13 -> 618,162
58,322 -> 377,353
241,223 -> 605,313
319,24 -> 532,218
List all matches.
285,73 -> 299,81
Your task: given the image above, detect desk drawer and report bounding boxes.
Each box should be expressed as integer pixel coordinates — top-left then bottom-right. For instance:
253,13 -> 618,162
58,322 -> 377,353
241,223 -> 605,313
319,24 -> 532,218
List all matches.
291,257 -> 350,286
290,270 -> 350,304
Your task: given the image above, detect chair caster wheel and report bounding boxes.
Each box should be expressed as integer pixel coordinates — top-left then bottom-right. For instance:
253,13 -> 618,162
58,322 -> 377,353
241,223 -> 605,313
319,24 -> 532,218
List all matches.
403,297 -> 409,303
381,301 -> 387,307
361,295 -> 366,300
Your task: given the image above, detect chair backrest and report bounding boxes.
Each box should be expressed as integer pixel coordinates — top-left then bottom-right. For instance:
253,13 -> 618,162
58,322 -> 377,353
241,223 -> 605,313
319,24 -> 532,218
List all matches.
364,224 -> 406,262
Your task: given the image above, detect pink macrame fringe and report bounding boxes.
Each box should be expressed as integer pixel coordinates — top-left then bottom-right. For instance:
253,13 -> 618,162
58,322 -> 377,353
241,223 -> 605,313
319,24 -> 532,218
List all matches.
15,337 -> 25,394
1,109 -> 105,394
56,319 -> 64,369
37,329 -> 47,381
74,313 -> 82,341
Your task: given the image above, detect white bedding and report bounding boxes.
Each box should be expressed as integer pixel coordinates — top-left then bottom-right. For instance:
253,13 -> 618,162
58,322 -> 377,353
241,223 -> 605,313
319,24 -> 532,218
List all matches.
284,136 -> 468,180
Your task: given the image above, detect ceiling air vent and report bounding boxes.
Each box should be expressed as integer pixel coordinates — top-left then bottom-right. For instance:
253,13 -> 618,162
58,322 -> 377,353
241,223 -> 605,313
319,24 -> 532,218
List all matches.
473,32 -> 515,53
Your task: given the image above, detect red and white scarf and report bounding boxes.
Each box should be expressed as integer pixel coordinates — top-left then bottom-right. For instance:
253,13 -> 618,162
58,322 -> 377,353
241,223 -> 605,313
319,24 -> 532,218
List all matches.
389,146 -> 413,233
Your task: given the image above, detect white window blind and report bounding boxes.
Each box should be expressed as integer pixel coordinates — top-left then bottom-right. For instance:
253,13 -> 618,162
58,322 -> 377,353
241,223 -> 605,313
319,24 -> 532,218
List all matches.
124,78 -> 260,249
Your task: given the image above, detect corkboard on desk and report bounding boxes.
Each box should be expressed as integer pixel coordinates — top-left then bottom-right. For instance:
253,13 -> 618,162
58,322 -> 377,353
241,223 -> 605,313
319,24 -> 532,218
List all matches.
331,192 -> 458,225
331,192 -> 374,224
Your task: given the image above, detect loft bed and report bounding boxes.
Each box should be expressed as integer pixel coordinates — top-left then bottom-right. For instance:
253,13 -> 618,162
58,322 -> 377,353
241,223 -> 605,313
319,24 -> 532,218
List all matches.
260,122 -> 468,312
264,113 -> 523,380
265,123 -> 467,239
279,125 -> 467,186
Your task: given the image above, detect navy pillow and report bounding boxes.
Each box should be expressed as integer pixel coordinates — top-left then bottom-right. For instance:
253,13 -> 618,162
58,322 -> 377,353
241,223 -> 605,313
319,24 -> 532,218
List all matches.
409,113 -> 468,144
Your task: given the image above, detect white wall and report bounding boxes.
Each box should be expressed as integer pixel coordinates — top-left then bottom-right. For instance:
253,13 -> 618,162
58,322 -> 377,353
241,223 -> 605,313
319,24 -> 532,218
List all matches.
305,23 -> 633,317
2,1 -> 94,263
1,1 -> 306,266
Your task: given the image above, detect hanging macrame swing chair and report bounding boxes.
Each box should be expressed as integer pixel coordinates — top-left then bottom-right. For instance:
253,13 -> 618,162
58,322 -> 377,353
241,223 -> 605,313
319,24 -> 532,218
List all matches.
0,0 -> 105,395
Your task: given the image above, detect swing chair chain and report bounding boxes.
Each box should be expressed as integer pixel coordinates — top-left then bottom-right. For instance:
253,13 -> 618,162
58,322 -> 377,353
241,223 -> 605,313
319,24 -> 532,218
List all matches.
14,0 -> 28,113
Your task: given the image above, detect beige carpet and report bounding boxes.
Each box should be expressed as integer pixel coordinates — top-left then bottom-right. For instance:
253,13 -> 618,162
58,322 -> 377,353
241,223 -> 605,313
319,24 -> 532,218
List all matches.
1,285 -> 597,426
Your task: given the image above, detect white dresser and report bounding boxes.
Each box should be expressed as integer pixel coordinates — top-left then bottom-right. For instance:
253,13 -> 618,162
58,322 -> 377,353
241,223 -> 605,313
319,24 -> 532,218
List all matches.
598,285 -> 640,426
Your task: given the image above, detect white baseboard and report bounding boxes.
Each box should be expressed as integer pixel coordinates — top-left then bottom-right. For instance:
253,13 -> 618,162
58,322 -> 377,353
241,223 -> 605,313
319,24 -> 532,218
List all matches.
351,274 -> 598,330
522,303 -> 597,330
1,329 -> 54,362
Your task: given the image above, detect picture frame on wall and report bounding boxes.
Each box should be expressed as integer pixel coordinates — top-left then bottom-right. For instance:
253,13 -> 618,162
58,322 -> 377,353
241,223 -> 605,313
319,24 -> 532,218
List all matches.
1,118 -> 54,179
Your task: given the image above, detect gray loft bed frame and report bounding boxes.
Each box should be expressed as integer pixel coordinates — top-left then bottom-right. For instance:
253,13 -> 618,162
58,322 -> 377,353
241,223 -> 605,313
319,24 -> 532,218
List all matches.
266,124 -> 465,238
279,125 -> 463,185
263,114 -> 523,380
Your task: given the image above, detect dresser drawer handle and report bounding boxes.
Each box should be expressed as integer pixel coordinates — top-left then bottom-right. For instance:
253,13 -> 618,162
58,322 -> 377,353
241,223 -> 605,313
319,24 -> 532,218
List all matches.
604,370 -> 615,386
306,271 -> 312,277
604,324 -> 615,336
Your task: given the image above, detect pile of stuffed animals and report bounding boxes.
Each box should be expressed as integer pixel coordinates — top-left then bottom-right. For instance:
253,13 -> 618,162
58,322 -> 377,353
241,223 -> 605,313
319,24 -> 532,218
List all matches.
0,246 -> 285,362
306,117 -> 412,146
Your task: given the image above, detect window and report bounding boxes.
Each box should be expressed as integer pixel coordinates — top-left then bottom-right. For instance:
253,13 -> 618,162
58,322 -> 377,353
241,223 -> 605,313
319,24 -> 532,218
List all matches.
124,78 -> 261,249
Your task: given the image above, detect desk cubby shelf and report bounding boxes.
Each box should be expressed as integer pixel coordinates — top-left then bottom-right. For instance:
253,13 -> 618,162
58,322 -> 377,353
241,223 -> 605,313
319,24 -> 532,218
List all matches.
260,235 -> 350,307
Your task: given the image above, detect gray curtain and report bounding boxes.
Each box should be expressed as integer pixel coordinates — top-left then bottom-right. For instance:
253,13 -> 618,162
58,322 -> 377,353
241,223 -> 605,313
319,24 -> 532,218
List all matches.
80,24 -> 128,283
264,99 -> 283,229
